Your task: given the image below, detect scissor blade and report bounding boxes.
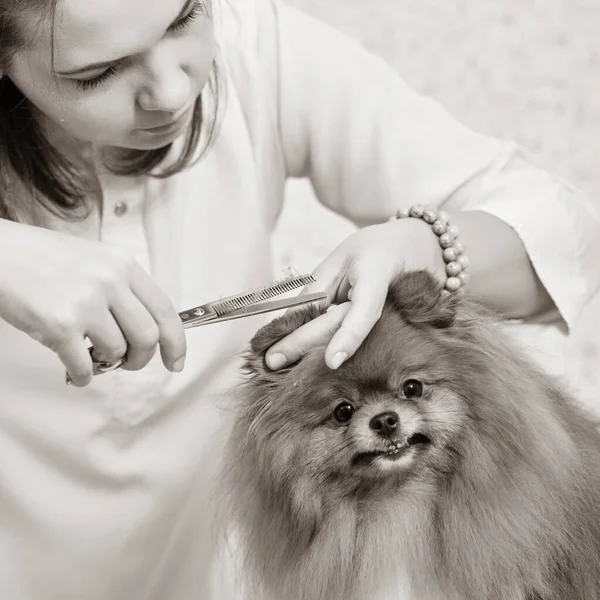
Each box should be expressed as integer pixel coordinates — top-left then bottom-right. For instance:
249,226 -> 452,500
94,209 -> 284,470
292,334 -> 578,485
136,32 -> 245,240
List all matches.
183,291 -> 328,328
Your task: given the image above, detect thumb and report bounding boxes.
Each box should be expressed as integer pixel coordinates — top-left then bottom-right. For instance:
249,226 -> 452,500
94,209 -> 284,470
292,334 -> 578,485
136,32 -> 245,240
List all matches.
296,252 -> 350,306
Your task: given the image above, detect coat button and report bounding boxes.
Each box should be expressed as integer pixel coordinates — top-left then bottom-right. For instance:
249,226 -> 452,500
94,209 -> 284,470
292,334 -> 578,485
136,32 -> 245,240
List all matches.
114,201 -> 128,217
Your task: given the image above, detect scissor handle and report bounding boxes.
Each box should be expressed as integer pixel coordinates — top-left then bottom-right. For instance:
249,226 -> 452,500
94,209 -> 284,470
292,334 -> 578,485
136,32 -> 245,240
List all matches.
66,350 -> 126,384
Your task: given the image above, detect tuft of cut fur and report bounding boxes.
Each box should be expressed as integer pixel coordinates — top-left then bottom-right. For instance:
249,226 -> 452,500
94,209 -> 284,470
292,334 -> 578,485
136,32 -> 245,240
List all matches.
217,271 -> 600,600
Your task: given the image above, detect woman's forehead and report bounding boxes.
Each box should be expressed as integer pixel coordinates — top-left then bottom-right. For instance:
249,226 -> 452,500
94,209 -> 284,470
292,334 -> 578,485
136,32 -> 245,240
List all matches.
33,0 -> 188,71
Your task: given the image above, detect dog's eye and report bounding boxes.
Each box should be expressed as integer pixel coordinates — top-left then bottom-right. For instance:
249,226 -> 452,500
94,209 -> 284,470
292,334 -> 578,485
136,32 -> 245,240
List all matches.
333,402 -> 355,423
402,379 -> 423,399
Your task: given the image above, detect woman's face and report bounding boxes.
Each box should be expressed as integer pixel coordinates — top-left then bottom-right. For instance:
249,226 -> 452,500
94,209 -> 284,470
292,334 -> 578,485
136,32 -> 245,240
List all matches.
6,0 -> 215,150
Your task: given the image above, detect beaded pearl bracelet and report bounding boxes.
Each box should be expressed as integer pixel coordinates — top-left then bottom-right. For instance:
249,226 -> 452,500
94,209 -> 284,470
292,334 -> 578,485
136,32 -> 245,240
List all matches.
388,204 -> 470,293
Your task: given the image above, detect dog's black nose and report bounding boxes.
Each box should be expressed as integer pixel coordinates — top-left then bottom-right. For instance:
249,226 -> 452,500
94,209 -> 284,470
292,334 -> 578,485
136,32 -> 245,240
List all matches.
369,411 -> 399,437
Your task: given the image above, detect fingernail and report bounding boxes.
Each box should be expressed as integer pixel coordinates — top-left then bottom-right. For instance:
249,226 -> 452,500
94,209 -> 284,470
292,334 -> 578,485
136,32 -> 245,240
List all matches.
171,356 -> 186,372
330,351 -> 348,370
266,353 -> 287,370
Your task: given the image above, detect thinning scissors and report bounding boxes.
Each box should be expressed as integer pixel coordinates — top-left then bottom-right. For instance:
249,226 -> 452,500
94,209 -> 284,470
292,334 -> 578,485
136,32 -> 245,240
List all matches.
66,273 -> 327,383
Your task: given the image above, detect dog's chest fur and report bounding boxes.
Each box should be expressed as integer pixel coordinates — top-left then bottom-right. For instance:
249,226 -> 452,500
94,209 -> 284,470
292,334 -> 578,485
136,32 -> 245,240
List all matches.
288,485 -> 453,600
348,493 -> 444,600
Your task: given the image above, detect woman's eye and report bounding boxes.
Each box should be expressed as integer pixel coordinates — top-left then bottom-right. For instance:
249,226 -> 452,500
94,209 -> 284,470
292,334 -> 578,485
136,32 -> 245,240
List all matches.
402,379 -> 423,399
75,67 -> 118,92
169,1 -> 205,32
333,402 -> 355,423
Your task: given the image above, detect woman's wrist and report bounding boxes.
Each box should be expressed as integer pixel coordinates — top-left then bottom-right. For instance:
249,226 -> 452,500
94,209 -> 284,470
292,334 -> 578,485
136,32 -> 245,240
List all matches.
390,206 -> 470,293
386,206 -> 553,320
432,209 -> 553,319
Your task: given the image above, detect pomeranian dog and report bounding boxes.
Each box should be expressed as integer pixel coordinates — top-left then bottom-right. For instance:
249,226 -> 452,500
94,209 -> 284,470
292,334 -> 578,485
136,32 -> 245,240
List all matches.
218,271 -> 600,600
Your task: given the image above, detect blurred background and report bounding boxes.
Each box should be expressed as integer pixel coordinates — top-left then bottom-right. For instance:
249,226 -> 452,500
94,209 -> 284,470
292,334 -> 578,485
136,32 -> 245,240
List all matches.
272,0 -> 600,271
270,0 -> 600,411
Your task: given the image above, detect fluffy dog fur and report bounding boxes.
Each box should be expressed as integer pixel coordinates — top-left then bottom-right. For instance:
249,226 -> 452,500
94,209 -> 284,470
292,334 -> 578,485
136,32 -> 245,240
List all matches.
218,271 -> 600,600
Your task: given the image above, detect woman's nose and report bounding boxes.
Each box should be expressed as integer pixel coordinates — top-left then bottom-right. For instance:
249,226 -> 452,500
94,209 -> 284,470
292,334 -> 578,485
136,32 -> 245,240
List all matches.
137,55 -> 190,114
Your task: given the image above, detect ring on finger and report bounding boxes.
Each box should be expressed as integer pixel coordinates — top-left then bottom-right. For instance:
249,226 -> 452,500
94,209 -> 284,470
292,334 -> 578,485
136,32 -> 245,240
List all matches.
90,347 -> 128,375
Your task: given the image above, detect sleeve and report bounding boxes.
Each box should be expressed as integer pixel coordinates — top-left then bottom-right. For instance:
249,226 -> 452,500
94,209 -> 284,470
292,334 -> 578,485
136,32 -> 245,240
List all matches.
263,0 -> 600,330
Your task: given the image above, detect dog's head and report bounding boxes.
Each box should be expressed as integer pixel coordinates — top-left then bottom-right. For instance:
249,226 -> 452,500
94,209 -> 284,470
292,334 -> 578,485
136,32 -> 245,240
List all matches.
234,270 -> 558,499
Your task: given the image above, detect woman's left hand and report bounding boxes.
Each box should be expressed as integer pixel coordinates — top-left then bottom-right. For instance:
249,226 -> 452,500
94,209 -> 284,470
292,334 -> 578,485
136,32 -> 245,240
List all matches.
265,216 -> 447,371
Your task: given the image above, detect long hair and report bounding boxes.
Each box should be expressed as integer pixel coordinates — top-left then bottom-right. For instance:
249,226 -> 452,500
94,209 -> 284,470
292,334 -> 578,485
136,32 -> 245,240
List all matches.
0,0 -> 223,222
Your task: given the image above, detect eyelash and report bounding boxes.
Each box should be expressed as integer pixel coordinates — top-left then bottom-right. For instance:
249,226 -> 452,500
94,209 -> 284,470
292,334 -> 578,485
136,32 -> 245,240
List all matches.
76,1 -> 205,91
170,0 -> 205,32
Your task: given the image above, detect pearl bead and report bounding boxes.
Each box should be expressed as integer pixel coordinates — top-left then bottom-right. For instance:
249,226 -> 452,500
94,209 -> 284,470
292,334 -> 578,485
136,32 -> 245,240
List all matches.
446,261 -> 462,277
458,271 -> 470,285
442,247 -> 458,262
447,224 -> 459,239
439,233 -> 454,248
423,209 -> 438,224
445,277 -> 462,292
397,208 -> 410,219
458,254 -> 470,269
409,204 -> 424,218
432,220 -> 447,235
437,210 -> 450,224
454,241 -> 465,255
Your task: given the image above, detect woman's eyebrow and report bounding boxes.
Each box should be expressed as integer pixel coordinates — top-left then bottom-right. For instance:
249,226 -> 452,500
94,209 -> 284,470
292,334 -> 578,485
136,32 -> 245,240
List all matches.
55,0 -> 194,76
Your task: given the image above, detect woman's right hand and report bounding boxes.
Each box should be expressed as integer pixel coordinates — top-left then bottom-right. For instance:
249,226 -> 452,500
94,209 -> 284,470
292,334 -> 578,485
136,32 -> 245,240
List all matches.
0,219 -> 186,387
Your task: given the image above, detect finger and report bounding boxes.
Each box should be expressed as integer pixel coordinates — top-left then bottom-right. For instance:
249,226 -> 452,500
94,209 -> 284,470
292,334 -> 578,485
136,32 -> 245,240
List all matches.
86,310 -> 128,364
109,293 -> 161,372
56,338 -> 94,387
129,266 -> 187,371
290,250 -> 349,308
324,265 -> 393,370
265,302 -> 351,369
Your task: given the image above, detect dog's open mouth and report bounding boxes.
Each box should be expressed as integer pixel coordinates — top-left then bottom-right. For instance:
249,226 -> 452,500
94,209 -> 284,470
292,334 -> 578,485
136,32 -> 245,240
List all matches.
352,433 -> 431,466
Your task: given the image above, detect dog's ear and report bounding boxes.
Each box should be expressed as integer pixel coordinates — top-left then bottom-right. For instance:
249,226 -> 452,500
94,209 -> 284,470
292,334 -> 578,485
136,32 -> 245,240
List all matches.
243,303 -> 325,382
388,270 -> 458,329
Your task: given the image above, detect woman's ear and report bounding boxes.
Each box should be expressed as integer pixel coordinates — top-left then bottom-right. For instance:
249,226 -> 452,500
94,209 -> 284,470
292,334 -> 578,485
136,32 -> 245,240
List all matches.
243,303 -> 325,382
388,270 -> 458,329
